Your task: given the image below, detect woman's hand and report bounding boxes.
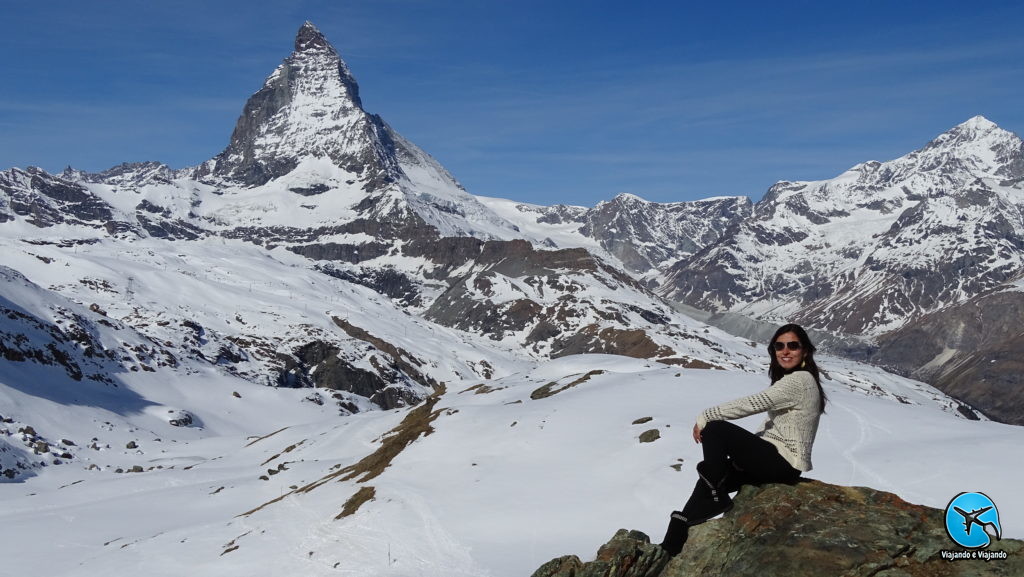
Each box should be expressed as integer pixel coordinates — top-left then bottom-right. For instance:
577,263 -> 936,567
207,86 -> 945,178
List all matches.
692,423 -> 702,444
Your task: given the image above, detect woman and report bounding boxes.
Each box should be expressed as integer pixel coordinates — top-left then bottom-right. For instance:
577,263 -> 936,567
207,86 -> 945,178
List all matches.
659,323 -> 827,556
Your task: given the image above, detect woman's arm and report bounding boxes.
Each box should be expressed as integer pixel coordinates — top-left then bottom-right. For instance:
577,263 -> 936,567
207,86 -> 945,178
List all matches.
695,372 -> 813,433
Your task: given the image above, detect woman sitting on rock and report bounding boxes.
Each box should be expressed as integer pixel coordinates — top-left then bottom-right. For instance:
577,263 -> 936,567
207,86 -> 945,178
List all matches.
660,323 -> 827,556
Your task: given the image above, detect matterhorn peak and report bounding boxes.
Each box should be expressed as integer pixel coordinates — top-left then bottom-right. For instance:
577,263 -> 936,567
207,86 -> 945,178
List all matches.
283,20 -> 363,109
187,22 -> 519,239
200,22 -> 376,186
295,21 -> 332,53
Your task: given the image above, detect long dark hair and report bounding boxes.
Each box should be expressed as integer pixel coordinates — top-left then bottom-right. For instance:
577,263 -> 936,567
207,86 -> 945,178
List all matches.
768,323 -> 827,414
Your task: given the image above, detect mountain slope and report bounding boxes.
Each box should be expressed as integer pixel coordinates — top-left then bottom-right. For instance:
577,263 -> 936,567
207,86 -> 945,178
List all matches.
477,194 -> 752,276
868,277 -> 1024,425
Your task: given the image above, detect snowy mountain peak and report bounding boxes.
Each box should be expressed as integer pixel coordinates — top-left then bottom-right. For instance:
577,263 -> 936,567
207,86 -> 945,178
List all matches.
295,21 -> 332,53
285,20 -> 363,109
960,114 -> 998,131
756,116 -> 1023,216
904,116 -> 1024,187
180,23 -> 525,238
198,22 -> 374,186
611,192 -> 647,204
666,114 -> 1024,359
928,115 -> 1019,153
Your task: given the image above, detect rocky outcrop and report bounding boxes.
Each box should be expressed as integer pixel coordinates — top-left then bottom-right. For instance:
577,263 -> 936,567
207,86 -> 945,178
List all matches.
0,168 -> 121,230
531,480 -> 1023,577
533,529 -> 670,577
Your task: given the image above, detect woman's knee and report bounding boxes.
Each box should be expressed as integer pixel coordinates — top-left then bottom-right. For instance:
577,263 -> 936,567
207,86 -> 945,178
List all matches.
701,420 -> 734,438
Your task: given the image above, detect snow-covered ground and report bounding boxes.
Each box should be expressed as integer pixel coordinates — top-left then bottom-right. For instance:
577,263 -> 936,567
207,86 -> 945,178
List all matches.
3,351 -> 1019,577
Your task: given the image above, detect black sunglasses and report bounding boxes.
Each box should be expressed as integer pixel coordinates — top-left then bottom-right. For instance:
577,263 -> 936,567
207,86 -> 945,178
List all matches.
773,340 -> 803,351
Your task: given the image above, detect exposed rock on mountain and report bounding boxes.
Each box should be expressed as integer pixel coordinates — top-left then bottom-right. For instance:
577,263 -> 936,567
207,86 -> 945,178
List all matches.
0,265 -> 173,384
532,480 -> 1024,577
413,238 -> 688,358
570,194 -> 750,273
869,283 -> 1024,425
0,168 -> 119,231
480,194 -> 751,276
532,529 -> 670,577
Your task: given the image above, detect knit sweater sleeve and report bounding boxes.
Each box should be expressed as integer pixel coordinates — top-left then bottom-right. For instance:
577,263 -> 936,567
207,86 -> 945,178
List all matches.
696,372 -> 812,429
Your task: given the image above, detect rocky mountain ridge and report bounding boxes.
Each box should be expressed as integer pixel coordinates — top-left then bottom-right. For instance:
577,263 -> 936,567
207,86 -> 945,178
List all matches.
661,116 -> 1024,334
483,193 -> 753,275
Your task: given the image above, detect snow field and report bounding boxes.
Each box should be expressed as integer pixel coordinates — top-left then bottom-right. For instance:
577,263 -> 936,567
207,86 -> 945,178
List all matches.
3,351 -> 1022,577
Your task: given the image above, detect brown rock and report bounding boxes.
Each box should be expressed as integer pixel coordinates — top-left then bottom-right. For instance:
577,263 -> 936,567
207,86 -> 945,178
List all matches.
531,529 -> 669,577
639,429 -> 661,443
530,480 -> 1024,577
668,480 -> 1023,576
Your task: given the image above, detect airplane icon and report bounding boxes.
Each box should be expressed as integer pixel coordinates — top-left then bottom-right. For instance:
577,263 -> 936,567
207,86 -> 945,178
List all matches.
954,506 -> 1001,541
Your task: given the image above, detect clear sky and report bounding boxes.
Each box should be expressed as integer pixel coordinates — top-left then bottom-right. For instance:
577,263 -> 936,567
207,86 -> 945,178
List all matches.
2,1 -> 1022,206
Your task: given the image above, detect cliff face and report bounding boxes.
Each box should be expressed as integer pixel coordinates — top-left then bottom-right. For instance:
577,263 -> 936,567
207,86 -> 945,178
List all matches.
532,480 -> 1023,577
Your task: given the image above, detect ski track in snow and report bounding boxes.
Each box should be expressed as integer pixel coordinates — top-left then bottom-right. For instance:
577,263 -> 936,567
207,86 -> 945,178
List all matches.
832,399 -> 902,497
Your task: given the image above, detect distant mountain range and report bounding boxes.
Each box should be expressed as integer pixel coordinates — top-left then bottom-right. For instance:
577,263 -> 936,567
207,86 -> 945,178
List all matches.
2,22 -> 1022,426
655,115 -> 1024,425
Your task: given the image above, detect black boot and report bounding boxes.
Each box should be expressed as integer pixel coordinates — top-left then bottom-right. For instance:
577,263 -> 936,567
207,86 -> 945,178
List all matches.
659,510 -> 689,556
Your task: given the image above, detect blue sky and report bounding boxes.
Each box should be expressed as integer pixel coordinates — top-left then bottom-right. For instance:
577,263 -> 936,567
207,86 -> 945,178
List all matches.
2,1 -> 1022,206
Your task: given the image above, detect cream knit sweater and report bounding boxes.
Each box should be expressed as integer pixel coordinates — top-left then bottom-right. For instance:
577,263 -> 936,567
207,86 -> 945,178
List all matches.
696,371 -> 821,472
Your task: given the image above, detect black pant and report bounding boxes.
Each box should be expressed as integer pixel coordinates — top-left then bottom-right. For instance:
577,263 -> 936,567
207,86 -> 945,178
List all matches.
662,421 -> 802,551
698,420 -> 800,489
